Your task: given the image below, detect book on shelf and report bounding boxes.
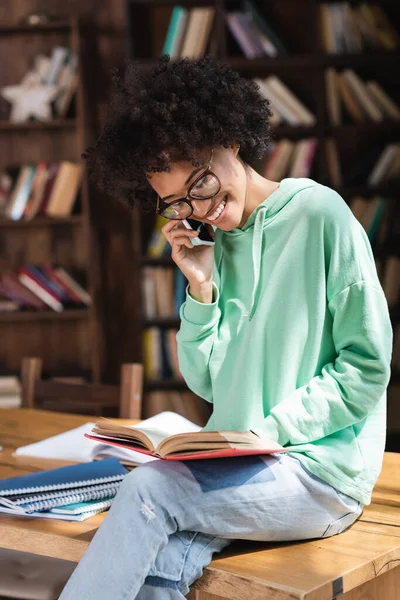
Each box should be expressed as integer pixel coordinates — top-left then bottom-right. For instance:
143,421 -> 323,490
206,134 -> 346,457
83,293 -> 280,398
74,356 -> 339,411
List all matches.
162,6 -> 190,59
0,266 -> 91,313
255,76 -> 316,126
1,161 -> 83,221
85,419 -> 286,461
326,68 -> 400,125
319,2 -> 399,54
325,138 -> 343,188
368,144 -> 400,186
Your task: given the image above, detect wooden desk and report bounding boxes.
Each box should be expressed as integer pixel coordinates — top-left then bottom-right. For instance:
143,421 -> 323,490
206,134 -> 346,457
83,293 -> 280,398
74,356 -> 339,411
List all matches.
1,409 -> 399,600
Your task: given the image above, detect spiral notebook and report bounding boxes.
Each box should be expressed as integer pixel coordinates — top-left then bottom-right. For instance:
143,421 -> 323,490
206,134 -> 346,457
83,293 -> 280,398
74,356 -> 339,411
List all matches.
0,457 -> 128,516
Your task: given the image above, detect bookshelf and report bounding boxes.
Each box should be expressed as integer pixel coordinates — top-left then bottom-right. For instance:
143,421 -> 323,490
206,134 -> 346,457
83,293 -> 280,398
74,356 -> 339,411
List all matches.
0,17 -> 103,384
124,0 -> 400,433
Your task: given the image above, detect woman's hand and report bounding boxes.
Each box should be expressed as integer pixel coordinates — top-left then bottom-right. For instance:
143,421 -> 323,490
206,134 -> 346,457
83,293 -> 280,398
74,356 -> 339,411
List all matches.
161,220 -> 215,288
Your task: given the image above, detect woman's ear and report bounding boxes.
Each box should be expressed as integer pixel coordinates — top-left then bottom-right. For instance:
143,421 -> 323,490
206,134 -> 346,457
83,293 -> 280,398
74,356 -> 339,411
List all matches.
231,144 -> 240,157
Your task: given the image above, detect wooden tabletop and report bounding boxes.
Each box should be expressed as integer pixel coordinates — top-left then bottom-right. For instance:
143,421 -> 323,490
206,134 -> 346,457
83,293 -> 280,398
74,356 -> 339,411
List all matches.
1,408 -> 399,600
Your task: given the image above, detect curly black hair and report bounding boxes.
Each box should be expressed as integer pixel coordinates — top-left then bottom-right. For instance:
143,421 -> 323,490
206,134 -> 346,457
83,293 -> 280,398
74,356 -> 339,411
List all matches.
84,54 -> 273,211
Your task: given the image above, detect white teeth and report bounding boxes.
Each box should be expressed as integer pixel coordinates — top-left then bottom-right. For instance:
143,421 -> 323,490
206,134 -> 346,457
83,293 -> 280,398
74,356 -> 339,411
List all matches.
207,199 -> 226,221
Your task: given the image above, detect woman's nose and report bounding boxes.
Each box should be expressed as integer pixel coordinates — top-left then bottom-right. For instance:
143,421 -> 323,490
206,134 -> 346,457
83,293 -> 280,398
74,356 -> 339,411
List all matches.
191,198 -> 212,219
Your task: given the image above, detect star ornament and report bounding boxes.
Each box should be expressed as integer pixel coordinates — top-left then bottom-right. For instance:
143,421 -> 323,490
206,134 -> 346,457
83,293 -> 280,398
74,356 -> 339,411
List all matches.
1,72 -> 58,123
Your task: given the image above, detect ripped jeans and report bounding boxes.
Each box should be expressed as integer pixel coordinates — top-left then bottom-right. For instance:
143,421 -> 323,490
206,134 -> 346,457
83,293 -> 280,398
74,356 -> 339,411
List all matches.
58,453 -> 363,600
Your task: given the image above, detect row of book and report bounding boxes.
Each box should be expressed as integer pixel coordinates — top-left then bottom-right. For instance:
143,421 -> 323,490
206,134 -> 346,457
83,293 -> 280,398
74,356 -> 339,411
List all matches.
162,6 -> 215,59
226,0 -> 287,59
0,161 -> 83,221
263,139 -> 318,181
325,141 -> 400,189
0,266 -> 91,313
37,46 -> 79,119
255,76 -> 316,127
142,266 -> 186,319
143,327 -> 182,381
320,3 -> 399,54
326,69 -> 400,126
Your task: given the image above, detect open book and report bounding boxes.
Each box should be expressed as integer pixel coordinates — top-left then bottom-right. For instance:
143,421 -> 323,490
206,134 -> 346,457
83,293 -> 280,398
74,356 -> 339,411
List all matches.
13,412 -> 202,466
84,420 -> 286,461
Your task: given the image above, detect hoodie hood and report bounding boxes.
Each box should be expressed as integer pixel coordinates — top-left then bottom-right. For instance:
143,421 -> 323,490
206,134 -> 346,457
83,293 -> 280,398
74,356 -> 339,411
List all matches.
215,178 -> 317,321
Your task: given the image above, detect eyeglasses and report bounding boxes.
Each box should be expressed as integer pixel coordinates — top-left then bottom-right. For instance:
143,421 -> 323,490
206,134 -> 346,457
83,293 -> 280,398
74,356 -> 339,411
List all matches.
156,148 -> 221,220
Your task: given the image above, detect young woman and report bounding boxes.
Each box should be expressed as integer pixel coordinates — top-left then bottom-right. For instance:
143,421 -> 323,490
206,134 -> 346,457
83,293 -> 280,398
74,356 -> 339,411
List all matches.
59,55 -> 392,600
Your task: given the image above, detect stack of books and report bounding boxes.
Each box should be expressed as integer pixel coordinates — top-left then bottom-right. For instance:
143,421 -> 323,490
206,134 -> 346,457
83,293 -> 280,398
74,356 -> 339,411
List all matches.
0,458 -> 128,521
0,161 -> 83,221
320,3 -> 399,54
325,69 -> 400,125
0,266 -> 91,313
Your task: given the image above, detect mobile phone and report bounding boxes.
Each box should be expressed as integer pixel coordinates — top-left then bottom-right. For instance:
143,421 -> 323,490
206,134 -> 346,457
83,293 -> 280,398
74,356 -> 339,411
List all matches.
182,218 -> 215,246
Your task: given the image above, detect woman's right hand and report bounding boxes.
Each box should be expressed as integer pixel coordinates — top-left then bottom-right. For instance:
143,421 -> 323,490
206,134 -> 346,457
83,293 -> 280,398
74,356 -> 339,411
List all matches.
161,219 -> 215,288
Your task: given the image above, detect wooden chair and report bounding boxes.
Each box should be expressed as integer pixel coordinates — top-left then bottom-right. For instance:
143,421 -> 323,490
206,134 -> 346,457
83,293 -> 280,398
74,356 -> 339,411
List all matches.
21,357 -> 144,419
0,358 -> 144,600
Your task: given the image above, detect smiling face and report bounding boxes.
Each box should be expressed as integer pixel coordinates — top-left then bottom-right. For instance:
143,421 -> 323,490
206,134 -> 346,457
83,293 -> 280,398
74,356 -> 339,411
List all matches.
147,146 -> 249,231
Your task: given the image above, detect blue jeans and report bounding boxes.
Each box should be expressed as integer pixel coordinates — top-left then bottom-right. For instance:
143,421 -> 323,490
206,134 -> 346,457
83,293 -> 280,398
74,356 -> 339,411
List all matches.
59,453 -> 363,599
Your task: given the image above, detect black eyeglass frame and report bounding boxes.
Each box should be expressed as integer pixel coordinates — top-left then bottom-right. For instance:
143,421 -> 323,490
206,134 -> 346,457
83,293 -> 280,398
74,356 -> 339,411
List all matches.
156,148 -> 221,220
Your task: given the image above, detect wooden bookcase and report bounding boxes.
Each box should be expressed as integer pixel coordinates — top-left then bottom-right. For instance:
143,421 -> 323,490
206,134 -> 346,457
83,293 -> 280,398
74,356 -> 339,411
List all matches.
124,0 -> 400,435
0,17 -> 103,383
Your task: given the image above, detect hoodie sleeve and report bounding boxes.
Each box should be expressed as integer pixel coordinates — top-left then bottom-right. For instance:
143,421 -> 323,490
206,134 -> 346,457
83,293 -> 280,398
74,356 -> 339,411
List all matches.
252,189 -> 393,446
175,282 -> 221,403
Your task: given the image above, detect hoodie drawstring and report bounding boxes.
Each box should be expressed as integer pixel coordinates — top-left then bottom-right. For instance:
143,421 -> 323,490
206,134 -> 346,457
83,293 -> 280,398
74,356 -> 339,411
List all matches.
248,206 -> 266,321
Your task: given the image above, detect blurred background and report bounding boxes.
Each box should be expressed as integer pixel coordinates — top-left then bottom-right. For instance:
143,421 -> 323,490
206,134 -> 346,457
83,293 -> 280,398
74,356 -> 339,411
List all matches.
0,0 -> 399,450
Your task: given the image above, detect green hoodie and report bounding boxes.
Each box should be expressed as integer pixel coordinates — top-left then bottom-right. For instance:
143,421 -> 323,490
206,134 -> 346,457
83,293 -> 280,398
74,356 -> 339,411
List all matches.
176,178 -> 393,505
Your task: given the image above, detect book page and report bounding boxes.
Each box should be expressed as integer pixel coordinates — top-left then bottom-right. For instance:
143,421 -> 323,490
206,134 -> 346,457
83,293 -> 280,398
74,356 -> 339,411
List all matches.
93,411 -> 201,450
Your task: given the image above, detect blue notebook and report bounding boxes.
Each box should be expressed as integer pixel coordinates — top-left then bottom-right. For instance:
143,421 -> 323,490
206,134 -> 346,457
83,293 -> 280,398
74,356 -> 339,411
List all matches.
0,458 -> 128,516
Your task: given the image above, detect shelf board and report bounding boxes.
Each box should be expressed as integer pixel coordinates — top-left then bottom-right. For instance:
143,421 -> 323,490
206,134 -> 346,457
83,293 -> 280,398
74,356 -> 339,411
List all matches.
0,21 -> 72,34
141,256 -> 174,266
0,119 -> 76,131
144,379 -> 187,391
143,317 -> 181,328
272,125 -> 320,137
0,309 -> 90,322
226,55 -> 316,70
338,183 -> 400,197
0,216 -> 83,229
325,122 -> 400,135
322,52 -> 400,67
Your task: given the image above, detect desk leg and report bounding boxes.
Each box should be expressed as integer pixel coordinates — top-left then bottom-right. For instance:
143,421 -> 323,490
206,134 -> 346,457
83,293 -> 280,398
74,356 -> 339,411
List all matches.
341,566 -> 400,600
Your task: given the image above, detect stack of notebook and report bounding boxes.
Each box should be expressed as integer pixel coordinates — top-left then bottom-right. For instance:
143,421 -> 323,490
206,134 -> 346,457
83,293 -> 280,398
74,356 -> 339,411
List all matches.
0,457 -> 128,521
